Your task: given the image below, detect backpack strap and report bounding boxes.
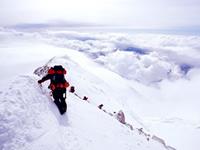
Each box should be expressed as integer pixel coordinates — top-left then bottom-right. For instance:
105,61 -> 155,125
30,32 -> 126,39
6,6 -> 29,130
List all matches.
48,67 -> 67,75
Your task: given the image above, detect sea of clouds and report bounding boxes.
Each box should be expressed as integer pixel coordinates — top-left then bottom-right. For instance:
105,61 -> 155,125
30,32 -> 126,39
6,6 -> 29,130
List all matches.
1,28 -> 200,85
37,30 -> 200,84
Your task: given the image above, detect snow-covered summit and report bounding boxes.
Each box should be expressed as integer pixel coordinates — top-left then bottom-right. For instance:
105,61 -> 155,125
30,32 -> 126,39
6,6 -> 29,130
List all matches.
0,50 -> 172,150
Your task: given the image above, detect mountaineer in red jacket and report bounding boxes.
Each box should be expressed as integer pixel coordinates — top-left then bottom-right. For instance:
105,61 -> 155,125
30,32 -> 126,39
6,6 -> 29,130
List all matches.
38,65 -> 69,115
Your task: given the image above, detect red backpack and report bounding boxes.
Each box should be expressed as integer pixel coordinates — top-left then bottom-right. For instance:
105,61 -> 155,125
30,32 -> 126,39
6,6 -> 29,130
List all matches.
48,65 -> 69,90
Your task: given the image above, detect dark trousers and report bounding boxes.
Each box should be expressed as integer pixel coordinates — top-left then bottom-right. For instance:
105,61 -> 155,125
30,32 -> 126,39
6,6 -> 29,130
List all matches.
52,88 -> 67,115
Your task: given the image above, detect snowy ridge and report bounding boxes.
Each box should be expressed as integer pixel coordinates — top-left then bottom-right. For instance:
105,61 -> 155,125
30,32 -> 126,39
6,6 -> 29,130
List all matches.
0,54 -> 174,150
0,76 -> 165,150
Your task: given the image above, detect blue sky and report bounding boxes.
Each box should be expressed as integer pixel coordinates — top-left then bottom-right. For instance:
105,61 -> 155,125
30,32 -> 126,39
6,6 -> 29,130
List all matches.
0,0 -> 200,29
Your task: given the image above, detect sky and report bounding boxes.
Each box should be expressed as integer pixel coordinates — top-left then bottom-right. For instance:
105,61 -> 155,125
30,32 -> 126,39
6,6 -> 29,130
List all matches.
0,0 -> 200,29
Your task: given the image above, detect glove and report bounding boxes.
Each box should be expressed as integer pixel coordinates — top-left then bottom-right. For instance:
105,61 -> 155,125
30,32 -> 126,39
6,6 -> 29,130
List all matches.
38,80 -> 42,84
69,86 -> 75,93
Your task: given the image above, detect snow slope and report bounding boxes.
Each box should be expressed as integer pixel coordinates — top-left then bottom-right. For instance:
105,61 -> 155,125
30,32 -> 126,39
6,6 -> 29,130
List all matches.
0,56 -> 169,150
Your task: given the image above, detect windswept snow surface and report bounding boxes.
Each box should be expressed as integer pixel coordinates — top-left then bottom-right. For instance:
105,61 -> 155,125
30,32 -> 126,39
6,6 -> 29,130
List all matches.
0,51 -> 167,149
0,75 -> 166,150
0,28 -> 200,150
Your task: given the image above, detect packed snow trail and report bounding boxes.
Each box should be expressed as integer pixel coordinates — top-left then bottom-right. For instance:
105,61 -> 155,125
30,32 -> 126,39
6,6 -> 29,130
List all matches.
0,74 -> 170,150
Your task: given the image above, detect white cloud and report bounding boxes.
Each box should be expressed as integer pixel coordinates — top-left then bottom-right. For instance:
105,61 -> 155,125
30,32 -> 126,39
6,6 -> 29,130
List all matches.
25,29 -> 200,84
1,28 -> 200,84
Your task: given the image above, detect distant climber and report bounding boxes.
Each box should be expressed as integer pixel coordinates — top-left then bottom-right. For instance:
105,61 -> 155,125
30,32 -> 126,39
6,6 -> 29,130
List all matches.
114,110 -> 126,124
83,96 -> 88,101
69,86 -> 89,102
38,65 -> 69,115
97,104 -> 108,113
98,104 -> 104,109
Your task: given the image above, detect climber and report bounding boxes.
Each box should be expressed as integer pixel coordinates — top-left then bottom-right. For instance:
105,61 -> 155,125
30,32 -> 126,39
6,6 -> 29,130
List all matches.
38,65 -> 69,115
114,110 -> 126,124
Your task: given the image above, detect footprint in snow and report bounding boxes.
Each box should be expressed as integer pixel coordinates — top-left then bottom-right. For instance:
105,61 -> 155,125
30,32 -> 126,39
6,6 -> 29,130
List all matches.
59,113 -> 69,127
